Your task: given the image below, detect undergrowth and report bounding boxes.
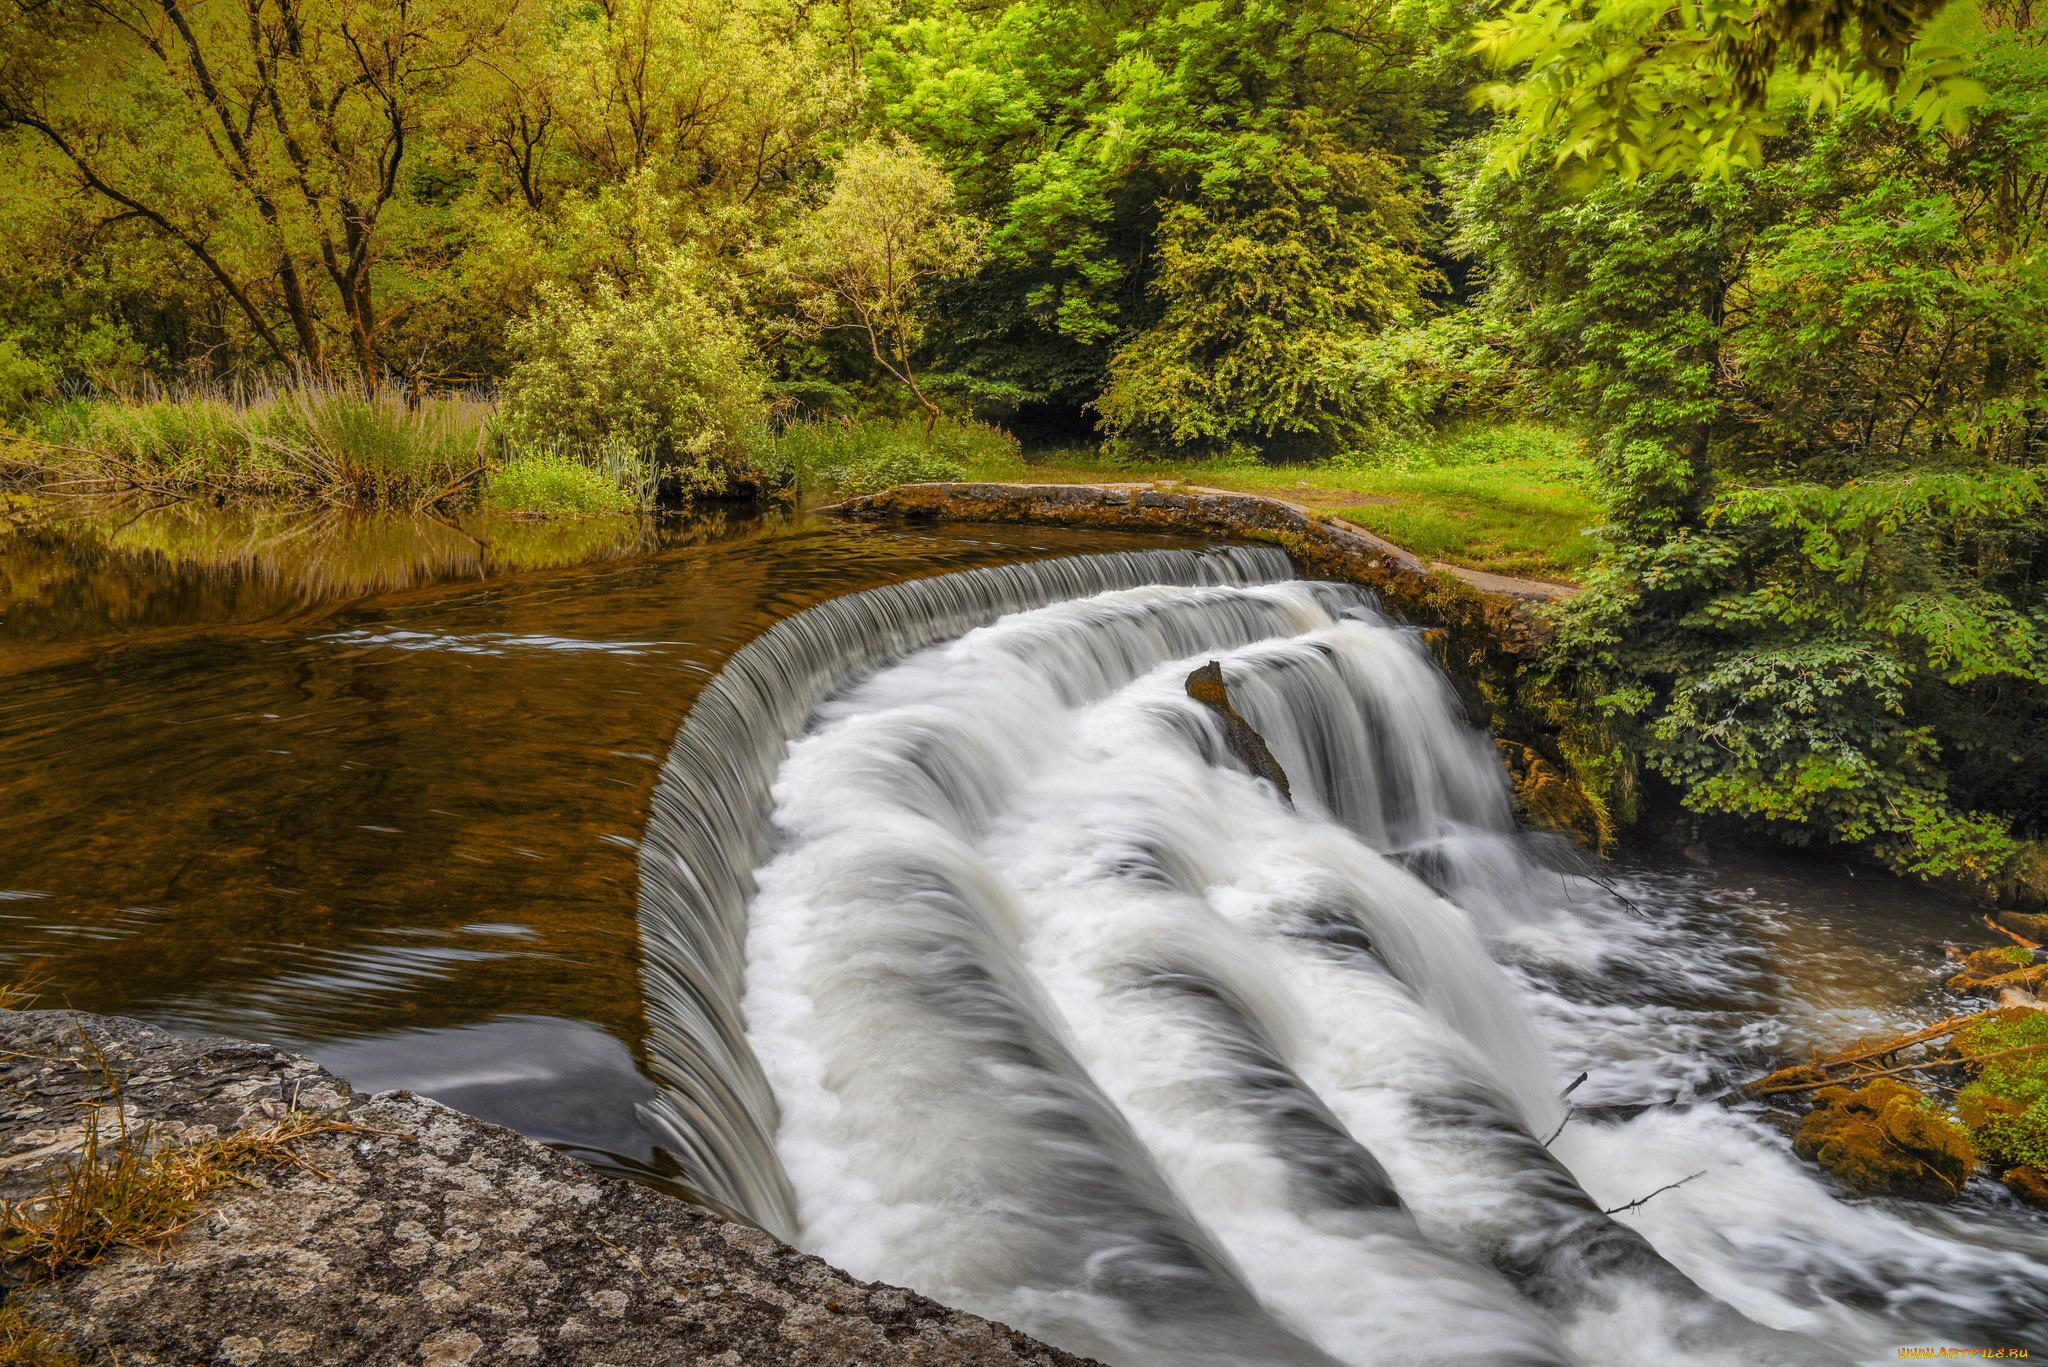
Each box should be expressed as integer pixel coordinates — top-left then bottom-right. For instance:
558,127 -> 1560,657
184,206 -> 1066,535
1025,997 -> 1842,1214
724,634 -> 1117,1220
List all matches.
777,415 -> 1022,498
10,387 -> 488,506
1955,1009 -> 2048,1172
484,450 -> 636,517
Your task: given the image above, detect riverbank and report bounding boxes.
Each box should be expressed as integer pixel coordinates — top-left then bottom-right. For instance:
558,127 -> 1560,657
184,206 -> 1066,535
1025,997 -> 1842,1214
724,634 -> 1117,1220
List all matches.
0,1009 -> 1096,1367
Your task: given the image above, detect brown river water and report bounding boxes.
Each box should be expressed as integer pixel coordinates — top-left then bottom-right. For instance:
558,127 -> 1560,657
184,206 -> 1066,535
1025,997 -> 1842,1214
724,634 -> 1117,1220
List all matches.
0,494 -> 1206,1185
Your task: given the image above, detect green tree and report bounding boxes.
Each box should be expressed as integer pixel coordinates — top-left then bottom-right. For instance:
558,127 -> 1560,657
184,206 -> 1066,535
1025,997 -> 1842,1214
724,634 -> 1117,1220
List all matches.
1095,125 -> 1435,455
1458,20 -> 2048,887
867,0 -> 1476,433
0,0 -> 514,388
1471,0 -> 1985,179
772,137 -> 984,427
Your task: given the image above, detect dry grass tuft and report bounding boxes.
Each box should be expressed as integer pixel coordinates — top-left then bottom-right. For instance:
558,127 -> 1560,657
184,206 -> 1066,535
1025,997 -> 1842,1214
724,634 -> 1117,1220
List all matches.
0,1302 -> 77,1367
0,979 -> 42,1012
0,1026 -> 372,1365
0,1106 -> 348,1289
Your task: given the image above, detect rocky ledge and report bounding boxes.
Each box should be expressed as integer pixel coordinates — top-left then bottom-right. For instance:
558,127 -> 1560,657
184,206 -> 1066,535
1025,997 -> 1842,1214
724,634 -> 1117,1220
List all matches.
0,1009 -> 1097,1367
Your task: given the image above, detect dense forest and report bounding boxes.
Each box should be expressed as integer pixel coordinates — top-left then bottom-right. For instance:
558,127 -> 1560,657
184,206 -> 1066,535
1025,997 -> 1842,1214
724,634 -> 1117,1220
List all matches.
1,0 -> 2044,897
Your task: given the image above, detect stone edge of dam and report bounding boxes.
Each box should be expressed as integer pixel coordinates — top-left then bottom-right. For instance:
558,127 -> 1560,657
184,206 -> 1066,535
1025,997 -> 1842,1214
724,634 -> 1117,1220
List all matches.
1,1008 -> 1101,1367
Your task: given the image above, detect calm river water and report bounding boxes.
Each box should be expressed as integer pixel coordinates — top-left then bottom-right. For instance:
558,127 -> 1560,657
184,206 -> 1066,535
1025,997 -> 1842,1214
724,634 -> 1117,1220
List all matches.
0,494 -> 1203,1186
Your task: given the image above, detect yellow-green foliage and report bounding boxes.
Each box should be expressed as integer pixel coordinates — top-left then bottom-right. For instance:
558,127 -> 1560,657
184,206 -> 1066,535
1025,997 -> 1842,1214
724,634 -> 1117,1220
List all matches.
485,453 -> 634,518
1095,126 -> 1433,459
498,263 -> 770,497
1954,1009 -> 2048,1173
16,388 -> 487,503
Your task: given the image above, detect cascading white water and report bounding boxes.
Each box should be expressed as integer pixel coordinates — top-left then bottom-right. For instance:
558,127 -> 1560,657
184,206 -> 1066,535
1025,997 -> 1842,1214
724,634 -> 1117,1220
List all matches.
633,546 -> 1295,1229
639,552 -> 2048,1367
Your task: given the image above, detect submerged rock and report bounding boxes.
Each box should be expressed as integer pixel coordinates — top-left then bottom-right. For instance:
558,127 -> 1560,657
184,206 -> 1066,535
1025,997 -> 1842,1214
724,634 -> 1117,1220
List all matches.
1185,660 -> 1293,806
1792,1079 -> 1976,1201
0,1009 -> 1097,1367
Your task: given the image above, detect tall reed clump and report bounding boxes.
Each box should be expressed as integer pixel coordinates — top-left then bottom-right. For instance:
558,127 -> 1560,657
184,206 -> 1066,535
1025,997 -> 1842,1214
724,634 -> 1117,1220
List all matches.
13,385 -> 489,505
777,414 -> 1023,499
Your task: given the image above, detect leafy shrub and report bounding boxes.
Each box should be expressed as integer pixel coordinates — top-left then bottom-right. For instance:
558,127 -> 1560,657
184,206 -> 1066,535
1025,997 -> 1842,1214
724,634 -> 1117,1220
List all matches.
498,260 -> 772,497
485,452 -> 634,517
0,339 -> 54,426
823,445 -> 968,497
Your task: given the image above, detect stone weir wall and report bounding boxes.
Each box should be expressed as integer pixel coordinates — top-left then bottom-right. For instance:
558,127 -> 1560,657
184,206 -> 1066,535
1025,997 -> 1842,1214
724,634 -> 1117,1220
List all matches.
822,481 -> 1610,849
0,1009 -> 1099,1367
821,481 -> 1573,600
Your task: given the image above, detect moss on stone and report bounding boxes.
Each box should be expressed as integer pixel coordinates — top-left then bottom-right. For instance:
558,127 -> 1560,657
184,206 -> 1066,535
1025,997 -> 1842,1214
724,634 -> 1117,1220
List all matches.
1946,949 -> 2048,998
1497,742 -> 1603,851
1792,1079 -> 1975,1201
2001,1164 -> 2048,1207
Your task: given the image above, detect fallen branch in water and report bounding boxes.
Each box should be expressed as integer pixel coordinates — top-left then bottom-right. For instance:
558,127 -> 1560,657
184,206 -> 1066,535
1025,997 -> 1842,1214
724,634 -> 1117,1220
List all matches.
1985,914 -> 2042,950
1541,1072 -> 1590,1145
1740,1014 -> 1980,1098
1601,1171 -> 1705,1216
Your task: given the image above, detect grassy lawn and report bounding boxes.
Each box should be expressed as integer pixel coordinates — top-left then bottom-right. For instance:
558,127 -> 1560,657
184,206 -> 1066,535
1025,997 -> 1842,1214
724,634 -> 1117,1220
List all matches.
987,423 -> 1603,582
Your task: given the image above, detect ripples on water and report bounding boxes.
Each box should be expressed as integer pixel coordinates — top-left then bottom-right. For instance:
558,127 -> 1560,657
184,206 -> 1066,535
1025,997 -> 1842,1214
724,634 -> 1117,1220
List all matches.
0,494 -> 1201,1186
3,494 -> 2043,1362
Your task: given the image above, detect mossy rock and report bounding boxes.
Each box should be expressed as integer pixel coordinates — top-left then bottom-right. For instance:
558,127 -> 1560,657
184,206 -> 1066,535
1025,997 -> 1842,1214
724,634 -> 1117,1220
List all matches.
1947,946 -> 2048,998
1792,1079 -> 1975,1201
2002,1164 -> 2048,1207
1497,741 -> 1602,852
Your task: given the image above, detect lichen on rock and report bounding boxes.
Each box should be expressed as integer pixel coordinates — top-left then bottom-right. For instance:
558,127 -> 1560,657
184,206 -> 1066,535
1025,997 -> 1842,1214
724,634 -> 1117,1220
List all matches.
0,1010 -> 1100,1367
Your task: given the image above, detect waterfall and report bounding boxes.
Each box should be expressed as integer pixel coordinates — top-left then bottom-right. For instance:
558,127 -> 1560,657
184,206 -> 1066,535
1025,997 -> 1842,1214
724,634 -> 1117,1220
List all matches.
639,551 -> 2028,1366
633,546 -> 1293,1233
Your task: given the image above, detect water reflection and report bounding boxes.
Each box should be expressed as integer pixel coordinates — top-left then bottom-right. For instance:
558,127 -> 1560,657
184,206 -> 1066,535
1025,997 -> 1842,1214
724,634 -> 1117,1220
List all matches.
0,491 -> 1205,1184
311,1015 -> 666,1180
1,493 -> 776,663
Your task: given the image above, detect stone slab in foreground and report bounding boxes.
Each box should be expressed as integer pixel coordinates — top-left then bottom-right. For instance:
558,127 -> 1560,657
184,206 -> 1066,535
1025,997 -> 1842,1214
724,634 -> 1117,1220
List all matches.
820,481 -> 1576,603
0,1010 -> 1098,1367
